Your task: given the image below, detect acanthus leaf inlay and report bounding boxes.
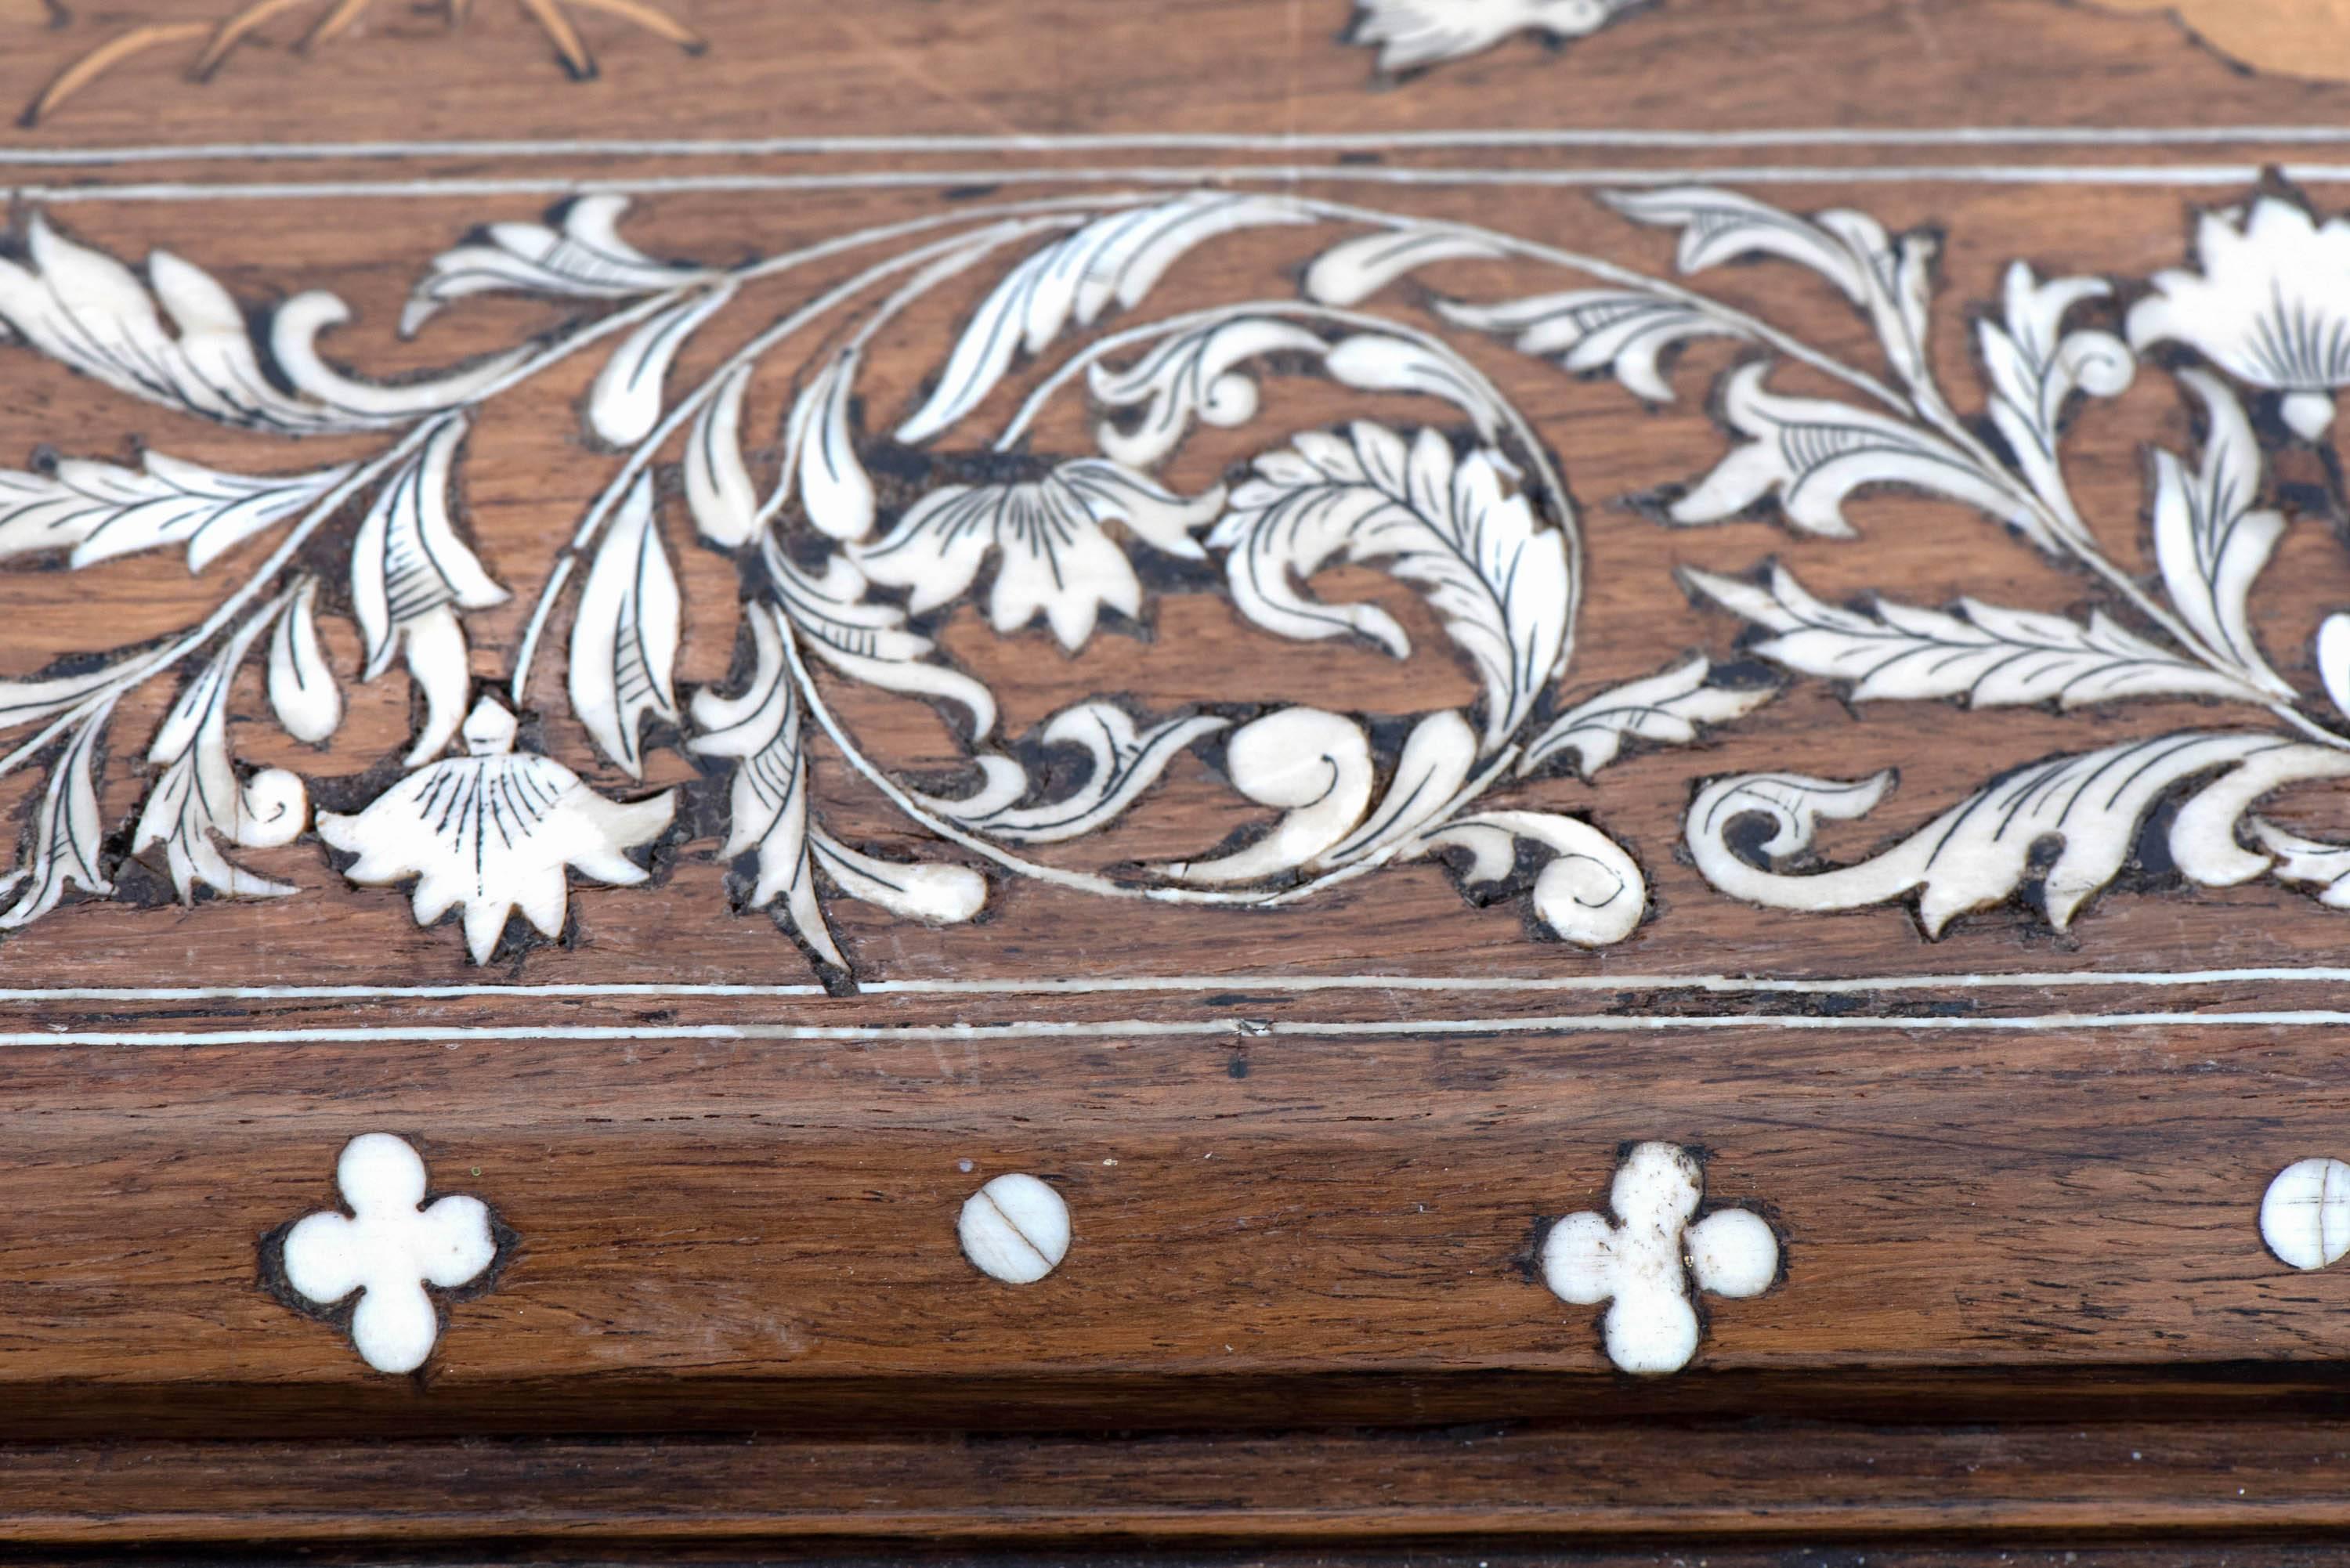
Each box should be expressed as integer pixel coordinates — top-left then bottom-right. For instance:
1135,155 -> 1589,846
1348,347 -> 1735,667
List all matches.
9,180 -> 2350,969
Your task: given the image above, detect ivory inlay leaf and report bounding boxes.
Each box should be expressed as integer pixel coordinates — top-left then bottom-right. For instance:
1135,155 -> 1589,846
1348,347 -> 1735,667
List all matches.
569,473 -> 682,779
8,180 -> 2350,971
0,452 -> 355,573
1347,0 -> 1643,72
132,594 -> 309,902
1209,421 -> 1568,750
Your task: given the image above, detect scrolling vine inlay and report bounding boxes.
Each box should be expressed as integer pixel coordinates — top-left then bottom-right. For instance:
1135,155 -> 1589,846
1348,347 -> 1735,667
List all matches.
9,185 -> 2350,976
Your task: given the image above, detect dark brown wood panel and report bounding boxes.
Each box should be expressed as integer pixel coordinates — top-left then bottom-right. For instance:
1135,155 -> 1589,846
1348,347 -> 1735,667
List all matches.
9,0 -> 2350,1556
13,1420 -> 2350,1545
9,1018 -> 2350,1429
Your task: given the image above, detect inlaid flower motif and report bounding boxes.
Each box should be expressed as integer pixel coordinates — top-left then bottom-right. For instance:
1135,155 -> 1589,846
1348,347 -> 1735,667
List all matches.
855,459 -> 1224,652
1541,1141 -> 1781,1375
316,697 -> 674,963
2129,195 -> 2350,439
278,1133 -> 501,1375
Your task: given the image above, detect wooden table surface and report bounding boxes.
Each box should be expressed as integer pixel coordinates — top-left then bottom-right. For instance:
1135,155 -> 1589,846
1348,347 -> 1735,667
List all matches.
7,0 -> 2350,1559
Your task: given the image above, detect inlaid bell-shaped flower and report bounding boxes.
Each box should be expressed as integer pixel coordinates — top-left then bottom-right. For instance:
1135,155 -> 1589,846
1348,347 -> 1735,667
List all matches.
2130,195 -> 2350,441
855,459 -> 1224,653
317,697 -> 675,963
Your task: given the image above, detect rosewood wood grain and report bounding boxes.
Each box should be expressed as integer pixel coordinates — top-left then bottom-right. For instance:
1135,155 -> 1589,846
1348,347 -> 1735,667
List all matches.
12,1420 -> 2350,1545
11,0 -> 2350,1558
3,1019 -> 2346,1381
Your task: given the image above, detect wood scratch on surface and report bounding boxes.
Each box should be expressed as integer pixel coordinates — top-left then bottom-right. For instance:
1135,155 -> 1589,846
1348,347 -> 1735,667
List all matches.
1897,0 -> 1946,60
831,12 -> 1029,139
1287,0 -> 1305,176
20,20 -> 208,125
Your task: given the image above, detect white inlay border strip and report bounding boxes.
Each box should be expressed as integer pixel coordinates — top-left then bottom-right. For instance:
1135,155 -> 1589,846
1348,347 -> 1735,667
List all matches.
2,964 -> 2349,1004
19,125 -> 2350,166
18,1009 -> 2350,1049
31,164 -> 2350,205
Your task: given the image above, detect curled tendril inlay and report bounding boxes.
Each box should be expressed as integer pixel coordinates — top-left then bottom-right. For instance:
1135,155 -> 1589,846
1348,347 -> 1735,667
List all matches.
9,180 -> 2349,972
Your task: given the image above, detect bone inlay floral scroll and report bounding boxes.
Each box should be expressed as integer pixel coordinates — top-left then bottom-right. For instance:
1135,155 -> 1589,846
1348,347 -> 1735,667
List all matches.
12,184 -> 2350,975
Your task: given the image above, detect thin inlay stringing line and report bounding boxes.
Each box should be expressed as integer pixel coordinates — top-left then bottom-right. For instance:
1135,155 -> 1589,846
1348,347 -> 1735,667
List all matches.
20,125 -> 2350,164
5,966 -> 2350,1003
10,1010 -> 2350,1046
23,163 -> 2350,204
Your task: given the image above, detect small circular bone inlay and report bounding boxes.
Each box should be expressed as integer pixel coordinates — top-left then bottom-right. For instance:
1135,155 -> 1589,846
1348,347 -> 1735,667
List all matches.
2261,1158 -> 2350,1271
959,1173 -> 1070,1284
